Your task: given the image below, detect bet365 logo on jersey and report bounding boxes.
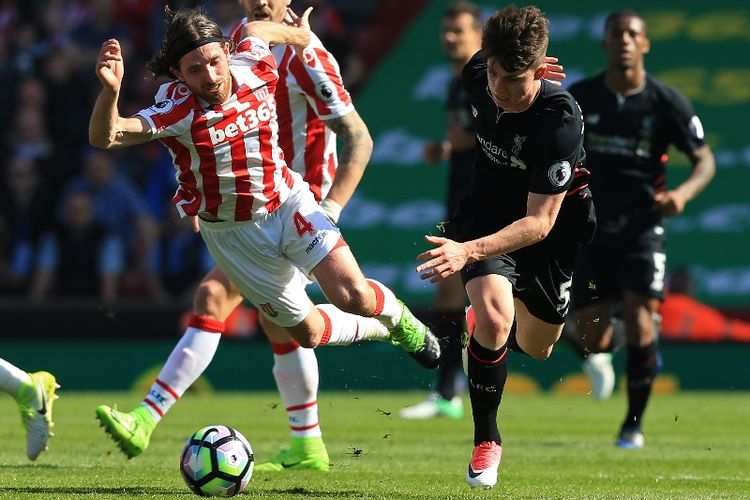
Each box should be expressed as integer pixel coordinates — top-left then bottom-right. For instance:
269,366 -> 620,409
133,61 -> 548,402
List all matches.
208,99 -> 276,145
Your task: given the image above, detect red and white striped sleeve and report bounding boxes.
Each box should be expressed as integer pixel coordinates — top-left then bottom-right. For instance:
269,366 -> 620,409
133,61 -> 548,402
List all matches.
228,17 -> 247,45
137,81 -> 196,139
232,35 -> 278,88
286,33 -> 353,120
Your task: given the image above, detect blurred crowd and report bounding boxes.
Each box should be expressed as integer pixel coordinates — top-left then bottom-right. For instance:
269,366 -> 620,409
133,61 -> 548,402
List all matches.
0,0 -> 380,304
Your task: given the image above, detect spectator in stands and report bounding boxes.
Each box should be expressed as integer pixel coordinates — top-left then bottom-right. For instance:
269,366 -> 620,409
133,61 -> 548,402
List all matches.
30,190 -> 123,302
41,48 -> 95,183
67,0 -> 133,74
8,107 -> 54,169
62,149 -> 163,299
0,156 -> 53,295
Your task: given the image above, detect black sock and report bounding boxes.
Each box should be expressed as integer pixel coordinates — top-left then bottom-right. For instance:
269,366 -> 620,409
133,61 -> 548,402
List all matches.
434,310 -> 464,400
623,342 -> 660,430
467,335 -> 507,445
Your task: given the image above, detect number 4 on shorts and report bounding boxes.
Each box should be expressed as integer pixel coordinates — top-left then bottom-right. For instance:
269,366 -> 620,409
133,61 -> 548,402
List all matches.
294,211 -> 314,237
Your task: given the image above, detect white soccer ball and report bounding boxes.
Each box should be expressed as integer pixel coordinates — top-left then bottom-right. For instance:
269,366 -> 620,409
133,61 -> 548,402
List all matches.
180,425 -> 254,497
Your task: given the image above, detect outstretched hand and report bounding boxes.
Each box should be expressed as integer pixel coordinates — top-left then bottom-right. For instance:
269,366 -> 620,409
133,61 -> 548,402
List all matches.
96,39 -> 124,92
284,6 -> 313,58
542,56 -> 565,87
416,235 -> 469,283
284,6 -> 313,31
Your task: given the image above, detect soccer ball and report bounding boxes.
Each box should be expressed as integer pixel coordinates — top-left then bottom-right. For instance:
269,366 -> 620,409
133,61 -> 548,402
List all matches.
180,425 -> 254,497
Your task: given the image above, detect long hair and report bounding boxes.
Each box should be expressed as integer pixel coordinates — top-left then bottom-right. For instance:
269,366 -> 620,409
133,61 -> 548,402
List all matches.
482,5 -> 548,72
146,6 -> 234,79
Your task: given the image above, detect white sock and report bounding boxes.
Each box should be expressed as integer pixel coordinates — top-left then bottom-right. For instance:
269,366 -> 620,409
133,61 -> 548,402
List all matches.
0,358 -> 31,397
316,304 -> 389,345
366,279 -> 403,328
270,342 -> 322,438
141,316 -> 222,421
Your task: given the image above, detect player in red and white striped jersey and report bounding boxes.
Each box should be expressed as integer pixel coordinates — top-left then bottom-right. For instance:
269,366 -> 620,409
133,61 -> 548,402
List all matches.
138,36 -> 292,222
229,12 -> 353,205
90,5 -> 440,465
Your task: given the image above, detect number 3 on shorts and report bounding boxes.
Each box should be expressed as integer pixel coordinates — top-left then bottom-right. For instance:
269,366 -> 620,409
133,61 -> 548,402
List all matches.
293,211 -> 314,237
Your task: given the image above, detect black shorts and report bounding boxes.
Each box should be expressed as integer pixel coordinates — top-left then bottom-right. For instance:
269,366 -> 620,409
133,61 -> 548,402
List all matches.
460,238 -> 582,325
572,226 -> 666,309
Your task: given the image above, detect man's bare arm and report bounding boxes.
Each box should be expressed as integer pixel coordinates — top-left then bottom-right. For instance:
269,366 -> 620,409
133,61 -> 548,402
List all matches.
320,110 -> 373,220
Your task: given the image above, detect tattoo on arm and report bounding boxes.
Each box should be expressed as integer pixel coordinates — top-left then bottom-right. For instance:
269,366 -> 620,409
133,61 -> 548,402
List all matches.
323,110 -> 373,206
325,110 -> 373,170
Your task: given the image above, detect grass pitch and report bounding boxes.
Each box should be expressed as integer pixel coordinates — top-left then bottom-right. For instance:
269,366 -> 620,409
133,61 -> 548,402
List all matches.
0,391 -> 748,499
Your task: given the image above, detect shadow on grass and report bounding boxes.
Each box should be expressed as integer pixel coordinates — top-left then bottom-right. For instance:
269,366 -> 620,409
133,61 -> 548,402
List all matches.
267,486 -> 362,497
0,487 -> 191,495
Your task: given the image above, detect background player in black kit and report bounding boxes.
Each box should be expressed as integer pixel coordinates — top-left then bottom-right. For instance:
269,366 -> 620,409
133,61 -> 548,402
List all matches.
416,5 -> 595,489
568,10 -> 715,449
401,1 -> 483,422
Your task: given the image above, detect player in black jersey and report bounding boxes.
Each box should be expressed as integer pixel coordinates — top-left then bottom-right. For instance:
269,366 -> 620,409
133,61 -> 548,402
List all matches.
416,6 -> 595,489
401,1 -> 483,422
568,11 -> 715,449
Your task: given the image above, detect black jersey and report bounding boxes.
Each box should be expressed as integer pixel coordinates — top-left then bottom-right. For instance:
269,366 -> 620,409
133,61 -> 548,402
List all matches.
568,73 -> 705,236
444,73 -> 475,218
450,52 -> 591,244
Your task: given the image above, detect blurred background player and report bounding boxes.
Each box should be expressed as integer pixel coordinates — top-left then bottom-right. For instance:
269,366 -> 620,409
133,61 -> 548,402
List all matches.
0,357 -> 59,460
400,1 -> 483,422
416,6 -> 594,488
93,2 -> 438,472
568,10 -> 715,448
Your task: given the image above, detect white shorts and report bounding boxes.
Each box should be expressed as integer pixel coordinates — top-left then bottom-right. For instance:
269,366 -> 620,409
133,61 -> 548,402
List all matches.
198,183 -> 343,327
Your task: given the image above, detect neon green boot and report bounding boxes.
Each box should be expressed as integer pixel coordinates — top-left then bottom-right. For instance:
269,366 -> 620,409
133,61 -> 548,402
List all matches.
255,436 -> 330,472
95,405 -> 156,458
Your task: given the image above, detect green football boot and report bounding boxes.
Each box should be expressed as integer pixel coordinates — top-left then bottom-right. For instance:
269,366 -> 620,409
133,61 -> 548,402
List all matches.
95,405 -> 156,458
388,300 -> 441,369
255,436 -> 330,472
17,371 -> 59,460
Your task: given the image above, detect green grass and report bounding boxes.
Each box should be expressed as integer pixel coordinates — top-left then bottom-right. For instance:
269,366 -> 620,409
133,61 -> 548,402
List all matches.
0,391 -> 748,499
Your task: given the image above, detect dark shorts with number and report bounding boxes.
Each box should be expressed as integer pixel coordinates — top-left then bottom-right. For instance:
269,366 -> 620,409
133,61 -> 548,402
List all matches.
460,237 -> 583,325
571,226 -> 666,309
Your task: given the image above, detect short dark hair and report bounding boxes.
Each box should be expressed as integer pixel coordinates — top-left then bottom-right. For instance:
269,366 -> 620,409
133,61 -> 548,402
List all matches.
481,5 -> 548,73
603,10 -> 646,36
444,2 -> 482,30
146,6 -> 233,79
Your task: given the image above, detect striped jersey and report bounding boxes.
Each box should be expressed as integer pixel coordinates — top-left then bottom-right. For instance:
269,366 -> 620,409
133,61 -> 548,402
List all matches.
138,36 -> 298,221
230,19 -> 353,201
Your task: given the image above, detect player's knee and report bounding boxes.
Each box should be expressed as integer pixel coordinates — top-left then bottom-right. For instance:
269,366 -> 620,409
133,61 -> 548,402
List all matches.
475,313 -> 514,344
193,280 -> 229,318
331,282 -> 370,316
297,337 -> 318,349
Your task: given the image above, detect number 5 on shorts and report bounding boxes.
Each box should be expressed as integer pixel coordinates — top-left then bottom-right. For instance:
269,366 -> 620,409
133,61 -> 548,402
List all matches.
558,279 -> 572,312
